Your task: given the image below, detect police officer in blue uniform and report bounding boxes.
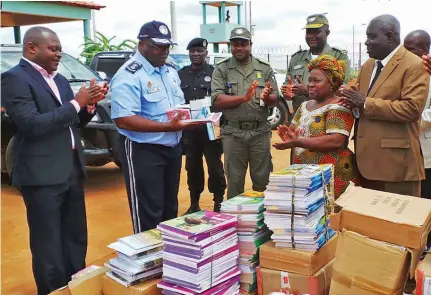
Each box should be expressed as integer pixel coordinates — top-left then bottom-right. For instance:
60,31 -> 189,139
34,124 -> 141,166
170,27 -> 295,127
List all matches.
110,21 -> 202,233
178,38 -> 226,214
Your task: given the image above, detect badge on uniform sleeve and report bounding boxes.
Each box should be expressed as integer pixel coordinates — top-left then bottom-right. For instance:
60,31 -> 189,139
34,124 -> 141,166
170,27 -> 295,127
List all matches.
293,65 -> 303,70
256,72 -> 262,79
204,76 -> 211,82
126,61 -> 143,74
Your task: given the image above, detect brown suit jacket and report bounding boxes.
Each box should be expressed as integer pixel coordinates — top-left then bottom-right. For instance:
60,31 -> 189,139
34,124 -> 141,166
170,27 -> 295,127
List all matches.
356,46 -> 429,182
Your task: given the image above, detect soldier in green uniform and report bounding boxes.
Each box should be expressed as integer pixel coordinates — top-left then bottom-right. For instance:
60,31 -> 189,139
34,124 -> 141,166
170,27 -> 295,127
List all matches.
283,14 -> 350,118
211,27 -> 279,199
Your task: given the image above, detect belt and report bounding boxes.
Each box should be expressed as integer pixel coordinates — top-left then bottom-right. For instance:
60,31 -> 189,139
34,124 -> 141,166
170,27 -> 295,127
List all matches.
225,120 -> 262,130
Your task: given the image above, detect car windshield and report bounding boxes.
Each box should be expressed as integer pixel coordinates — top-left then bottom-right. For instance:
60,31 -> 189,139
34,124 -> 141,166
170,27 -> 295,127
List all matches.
95,57 -> 129,80
167,54 -> 191,70
1,50 -> 102,81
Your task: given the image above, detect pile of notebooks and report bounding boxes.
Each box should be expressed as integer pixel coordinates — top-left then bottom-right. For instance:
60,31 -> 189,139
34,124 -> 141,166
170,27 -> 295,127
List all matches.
105,229 -> 163,287
220,192 -> 272,295
157,210 -> 242,295
264,164 -> 335,251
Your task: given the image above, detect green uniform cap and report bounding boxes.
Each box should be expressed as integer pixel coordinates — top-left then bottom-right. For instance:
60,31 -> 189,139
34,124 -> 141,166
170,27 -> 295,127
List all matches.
229,27 -> 252,41
304,14 -> 329,29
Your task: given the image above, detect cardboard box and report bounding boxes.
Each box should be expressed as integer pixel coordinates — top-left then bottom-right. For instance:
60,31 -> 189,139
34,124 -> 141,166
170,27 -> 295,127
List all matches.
68,266 -> 108,295
259,235 -> 337,276
330,183 -> 431,250
257,259 -> 334,295
329,230 -> 410,295
102,275 -> 162,295
416,252 -> 431,295
49,286 -> 71,295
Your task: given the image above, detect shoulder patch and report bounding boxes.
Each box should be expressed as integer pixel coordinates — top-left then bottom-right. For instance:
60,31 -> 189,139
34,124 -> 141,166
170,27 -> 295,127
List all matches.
216,57 -> 231,65
255,58 -> 270,65
125,61 -> 143,74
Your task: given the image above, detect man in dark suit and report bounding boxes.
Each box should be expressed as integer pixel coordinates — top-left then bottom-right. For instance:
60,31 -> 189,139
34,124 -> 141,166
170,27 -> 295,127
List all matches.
1,26 -> 108,294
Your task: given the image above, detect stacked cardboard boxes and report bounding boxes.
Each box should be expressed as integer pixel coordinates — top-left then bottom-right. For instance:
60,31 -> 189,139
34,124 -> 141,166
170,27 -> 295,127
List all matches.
416,251 -> 431,295
329,184 -> 431,295
258,235 -> 337,295
257,164 -> 337,295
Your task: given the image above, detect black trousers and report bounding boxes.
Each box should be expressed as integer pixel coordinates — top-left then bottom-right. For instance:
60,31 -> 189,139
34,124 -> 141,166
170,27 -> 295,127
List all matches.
183,127 -> 226,198
422,168 -> 431,199
21,152 -> 87,295
119,135 -> 182,233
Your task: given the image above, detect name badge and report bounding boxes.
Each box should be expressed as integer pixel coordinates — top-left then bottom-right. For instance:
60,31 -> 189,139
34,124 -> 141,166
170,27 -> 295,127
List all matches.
293,65 -> 303,70
147,87 -> 161,94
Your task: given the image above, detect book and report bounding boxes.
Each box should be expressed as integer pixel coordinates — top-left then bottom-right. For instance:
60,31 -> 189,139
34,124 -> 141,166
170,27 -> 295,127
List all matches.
158,211 -> 240,295
264,164 -> 334,251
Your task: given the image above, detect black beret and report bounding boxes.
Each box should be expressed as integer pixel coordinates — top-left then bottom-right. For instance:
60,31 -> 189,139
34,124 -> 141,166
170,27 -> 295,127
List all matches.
187,37 -> 208,50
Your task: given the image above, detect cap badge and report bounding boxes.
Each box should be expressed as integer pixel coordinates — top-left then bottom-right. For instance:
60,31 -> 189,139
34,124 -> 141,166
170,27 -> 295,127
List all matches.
159,25 -> 169,35
235,28 -> 243,34
308,16 -> 316,22
203,40 -> 207,47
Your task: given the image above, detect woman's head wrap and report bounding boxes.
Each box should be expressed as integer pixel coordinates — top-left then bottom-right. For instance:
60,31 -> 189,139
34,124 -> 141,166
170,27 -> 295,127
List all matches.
308,54 -> 347,91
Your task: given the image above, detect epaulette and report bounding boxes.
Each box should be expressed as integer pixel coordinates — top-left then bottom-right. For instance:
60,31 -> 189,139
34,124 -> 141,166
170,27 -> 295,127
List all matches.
332,46 -> 348,54
166,62 -> 177,70
216,57 -> 231,65
292,49 -> 306,57
255,58 -> 270,66
125,61 -> 143,74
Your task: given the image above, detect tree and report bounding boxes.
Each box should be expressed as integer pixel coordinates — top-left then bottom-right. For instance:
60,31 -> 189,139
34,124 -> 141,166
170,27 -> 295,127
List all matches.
80,31 -> 137,65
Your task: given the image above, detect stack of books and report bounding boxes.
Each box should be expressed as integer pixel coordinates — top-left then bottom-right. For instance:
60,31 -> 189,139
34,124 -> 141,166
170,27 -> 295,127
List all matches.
220,195 -> 272,295
264,164 -> 335,251
105,229 -> 163,287
157,210 -> 242,295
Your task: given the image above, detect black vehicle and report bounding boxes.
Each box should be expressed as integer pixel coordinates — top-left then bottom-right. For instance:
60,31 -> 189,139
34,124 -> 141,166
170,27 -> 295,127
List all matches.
89,51 -> 289,129
1,44 -> 122,178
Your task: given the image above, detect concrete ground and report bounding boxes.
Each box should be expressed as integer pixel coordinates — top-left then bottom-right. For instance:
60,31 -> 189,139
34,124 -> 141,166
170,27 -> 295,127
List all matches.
1,130 -> 292,295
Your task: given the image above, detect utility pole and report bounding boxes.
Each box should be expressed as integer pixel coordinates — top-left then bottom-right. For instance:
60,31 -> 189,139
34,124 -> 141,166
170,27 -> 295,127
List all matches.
352,25 -> 355,71
170,1 -> 177,42
244,1 -> 248,28
249,1 -> 252,31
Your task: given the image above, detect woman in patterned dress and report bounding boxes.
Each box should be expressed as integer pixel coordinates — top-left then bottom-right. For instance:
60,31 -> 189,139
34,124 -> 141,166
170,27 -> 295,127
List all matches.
274,55 -> 358,198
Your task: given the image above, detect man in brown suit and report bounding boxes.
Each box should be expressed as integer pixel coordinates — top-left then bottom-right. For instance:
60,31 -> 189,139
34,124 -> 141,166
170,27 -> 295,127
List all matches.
340,15 -> 429,197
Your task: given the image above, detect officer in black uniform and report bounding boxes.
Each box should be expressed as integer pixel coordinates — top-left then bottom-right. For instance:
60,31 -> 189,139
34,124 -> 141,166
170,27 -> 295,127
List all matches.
178,37 -> 226,213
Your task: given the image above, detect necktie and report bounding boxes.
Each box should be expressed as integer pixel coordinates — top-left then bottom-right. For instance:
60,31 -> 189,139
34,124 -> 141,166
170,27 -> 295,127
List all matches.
368,61 -> 383,95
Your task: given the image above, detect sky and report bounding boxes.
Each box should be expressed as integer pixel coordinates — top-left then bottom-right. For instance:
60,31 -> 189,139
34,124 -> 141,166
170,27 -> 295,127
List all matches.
1,0 -> 431,70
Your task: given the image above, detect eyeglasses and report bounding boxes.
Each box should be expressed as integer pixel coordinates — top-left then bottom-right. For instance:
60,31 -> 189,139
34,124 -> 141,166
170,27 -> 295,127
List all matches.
147,41 -> 173,53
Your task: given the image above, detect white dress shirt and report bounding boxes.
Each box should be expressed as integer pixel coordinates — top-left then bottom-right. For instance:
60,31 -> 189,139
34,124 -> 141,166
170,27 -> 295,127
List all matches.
23,57 -> 80,149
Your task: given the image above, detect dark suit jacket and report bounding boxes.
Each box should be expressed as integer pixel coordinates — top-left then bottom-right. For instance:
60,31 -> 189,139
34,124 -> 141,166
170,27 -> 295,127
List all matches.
356,46 -> 429,182
1,58 -> 93,187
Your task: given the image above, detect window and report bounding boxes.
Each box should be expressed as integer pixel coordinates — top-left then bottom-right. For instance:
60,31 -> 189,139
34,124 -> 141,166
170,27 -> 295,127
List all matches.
1,51 -> 101,82
167,54 -> 191,70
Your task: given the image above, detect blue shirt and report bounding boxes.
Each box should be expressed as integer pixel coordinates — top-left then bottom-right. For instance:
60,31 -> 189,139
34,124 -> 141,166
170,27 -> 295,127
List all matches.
110,51 -> 184,146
